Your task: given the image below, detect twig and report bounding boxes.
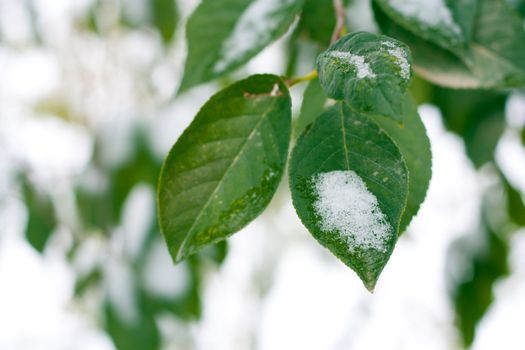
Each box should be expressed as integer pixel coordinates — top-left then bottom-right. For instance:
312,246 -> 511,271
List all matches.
285,70 -> 318,87
330,0 -> 346,44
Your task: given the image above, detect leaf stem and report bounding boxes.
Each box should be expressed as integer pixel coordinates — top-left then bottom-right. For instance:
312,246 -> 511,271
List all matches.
330,0 -> 346,44
286,70 -> 318,87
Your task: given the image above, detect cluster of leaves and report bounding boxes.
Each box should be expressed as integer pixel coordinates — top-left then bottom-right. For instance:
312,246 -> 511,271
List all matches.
156,0 -> 525,317
410,67 -> 525,349
444,170 -> 525,348
157,0 -> 437,292
74,131 -> 228,350
22,127 -> 228,350
19,0 -> 525,348
411,63 -> 525,347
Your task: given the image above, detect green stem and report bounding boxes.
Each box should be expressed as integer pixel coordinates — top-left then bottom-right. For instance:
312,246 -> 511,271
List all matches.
286,70 -> 318,87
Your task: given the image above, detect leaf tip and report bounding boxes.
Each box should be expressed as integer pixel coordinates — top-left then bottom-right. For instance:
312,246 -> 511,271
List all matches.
359,271 -> 379,293
353,256 -> 386,293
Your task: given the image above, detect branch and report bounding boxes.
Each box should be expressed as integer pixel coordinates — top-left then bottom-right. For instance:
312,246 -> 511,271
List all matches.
330,0 -> 346,44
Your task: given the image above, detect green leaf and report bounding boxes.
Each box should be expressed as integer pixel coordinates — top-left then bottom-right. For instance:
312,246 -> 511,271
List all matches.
179,0 -> 303,92
373,2 -> 480,88
316,32 -> 412,122
374,0 -> 525,88
75,268 -> 103,296
374,0 -> 466,50
504,178 -> 525,227
295,93 -> 430,233
295,78 -> 327,137
151,0 -> 178,44
110,130 -> 162,223
105,293 -> 160,350
463,0 -> 525,87
432,88 -> 507,168
447,219 -> 509,347
22,177 -> 56,253
509,0 -> 525,17
76,129 -> 162,231
446,0 -> 478,41
289,103 -> 409,291
158,74 -> 291,262
369,96 -> 431,233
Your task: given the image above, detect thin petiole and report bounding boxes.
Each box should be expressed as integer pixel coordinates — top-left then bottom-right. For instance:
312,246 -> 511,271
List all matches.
285,70 -> 318,87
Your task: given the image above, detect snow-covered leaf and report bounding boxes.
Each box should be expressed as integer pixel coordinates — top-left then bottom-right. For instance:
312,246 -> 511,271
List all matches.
179,0 -> 303,92
289,103 -> 409,290
317,32 -> 412,122
374,0 -> 525,88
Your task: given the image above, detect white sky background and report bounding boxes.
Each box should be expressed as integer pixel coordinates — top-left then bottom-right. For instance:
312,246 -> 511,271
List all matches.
1,0 -> 525,349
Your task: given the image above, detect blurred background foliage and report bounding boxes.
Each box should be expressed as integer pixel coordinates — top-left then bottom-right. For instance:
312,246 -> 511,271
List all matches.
0,0 -> 524,349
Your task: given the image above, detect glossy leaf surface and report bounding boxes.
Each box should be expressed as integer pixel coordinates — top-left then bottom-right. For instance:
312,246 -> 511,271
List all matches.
180,0 -> 303,92
317,32 -> 412,122
289,103 -> 408,290
158,74 -> 291,262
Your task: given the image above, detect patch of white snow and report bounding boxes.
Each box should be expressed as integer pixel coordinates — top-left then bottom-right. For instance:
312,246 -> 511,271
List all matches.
382,41 -> 411,81
312,170 -> 391,252
213,0 -> 296,73
326,51 -> 376,79
389,0 -> 461,35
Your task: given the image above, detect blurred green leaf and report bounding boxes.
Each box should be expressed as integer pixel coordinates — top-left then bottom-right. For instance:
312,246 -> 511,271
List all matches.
144,256 -> 202,321
22,177 -> 56,253
151,0 -> 178,44
504,179 -> 525,227
373,2 -> 479,88
158,75 -> 291,262
446,0 -> 478,42
110,131 -> 161,223
432,88 -> 507,168
508,0 -> 525,16
199,240 -> 229,265
76,129 -> 161,231
374,0 -> 467,49
138,238 -> 230,321
374,0 -> 525,88
75,268 -> 103,296
408,75 -> 433,105
84,0 -> 102,34
295,78 -> 327,136
289,103 -> 409,291
105,292 -> 160,350
447,221 -> 509,347
75,186 -> 114,232
179,0 -> 304,92
317,32 -> 412,122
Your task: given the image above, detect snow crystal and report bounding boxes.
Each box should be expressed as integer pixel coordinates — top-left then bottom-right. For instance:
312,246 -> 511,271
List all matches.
312,170 -> 391,253
389,0 -> 461,35
213,0 -> 295,73
326,51 -> 376,79
382,41 -> 410,81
